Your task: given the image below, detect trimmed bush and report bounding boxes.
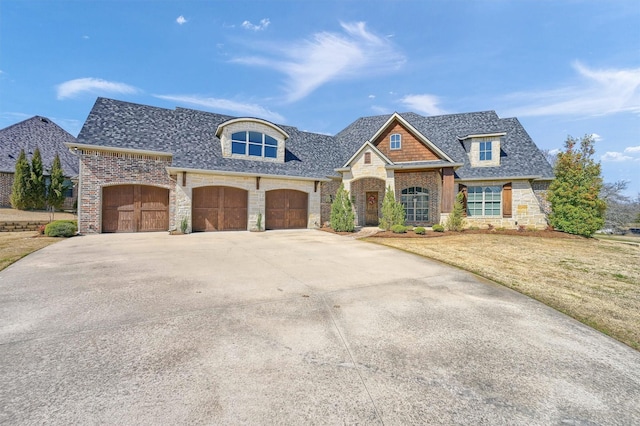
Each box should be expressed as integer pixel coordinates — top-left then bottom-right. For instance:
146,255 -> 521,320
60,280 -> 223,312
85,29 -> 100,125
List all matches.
432,224 -> 445,232
391,224 -> 407,233
414,226 -> 426,235
44,220 -> 77,237
330,184 -> 355,232
379,186 -> 405,231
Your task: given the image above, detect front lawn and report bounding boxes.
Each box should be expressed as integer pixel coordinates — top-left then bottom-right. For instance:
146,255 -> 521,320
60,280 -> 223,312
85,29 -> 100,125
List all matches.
367,233 -> 640,350
0,232 -> 60,271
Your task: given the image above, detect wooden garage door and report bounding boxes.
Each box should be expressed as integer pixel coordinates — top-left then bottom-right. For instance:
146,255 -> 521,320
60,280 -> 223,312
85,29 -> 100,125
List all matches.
192,186 -> 248,231
102,185 -> 169,233
266,189 -> 308,230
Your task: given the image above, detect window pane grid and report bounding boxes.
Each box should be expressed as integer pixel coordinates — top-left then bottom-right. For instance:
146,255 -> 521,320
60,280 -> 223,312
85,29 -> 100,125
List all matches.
467,186 -> 501,216
401,187 -> 429,222
230,131 -> 278,159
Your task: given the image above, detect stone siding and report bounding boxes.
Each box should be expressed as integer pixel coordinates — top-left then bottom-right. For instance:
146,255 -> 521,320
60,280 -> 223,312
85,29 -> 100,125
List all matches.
532,180 -> 551,215
468,137 -> 502,168
177,172 -> 321,232
450,180 -> 548,229
77,149 -> 175,233
394,171 -> 441,225
218,120 -> 286,163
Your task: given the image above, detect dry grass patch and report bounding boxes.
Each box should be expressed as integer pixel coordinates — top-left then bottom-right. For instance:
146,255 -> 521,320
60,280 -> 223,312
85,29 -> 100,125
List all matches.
0,232 -> 61,271
368,234 -> 640,350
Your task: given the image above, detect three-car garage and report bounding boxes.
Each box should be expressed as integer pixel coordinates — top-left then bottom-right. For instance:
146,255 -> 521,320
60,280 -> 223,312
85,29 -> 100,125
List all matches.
101,184 -> 309,232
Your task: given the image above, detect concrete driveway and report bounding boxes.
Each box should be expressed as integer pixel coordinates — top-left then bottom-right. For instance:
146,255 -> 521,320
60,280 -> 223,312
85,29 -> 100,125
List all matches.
1,231 -> 638,424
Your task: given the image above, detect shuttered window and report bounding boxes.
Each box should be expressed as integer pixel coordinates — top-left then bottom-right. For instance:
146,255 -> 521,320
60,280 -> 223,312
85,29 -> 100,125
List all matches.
467,186 -> 501,216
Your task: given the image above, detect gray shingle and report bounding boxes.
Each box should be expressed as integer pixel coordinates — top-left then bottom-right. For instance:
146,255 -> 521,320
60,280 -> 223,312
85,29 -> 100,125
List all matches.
0,116 -> 79,176
76,98 -> 553,181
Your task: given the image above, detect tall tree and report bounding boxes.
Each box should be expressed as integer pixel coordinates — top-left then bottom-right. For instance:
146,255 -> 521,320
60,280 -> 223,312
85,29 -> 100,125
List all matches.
379,186 -> 405,230
47,153 -> 66,212
548,135 -> 605,237
10,149 -> 31,210
29,147 -> 46,209
330,184 -> 355,232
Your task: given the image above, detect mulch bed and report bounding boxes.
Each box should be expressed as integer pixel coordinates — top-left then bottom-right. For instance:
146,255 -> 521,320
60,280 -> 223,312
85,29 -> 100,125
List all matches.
320,226 -> 582,239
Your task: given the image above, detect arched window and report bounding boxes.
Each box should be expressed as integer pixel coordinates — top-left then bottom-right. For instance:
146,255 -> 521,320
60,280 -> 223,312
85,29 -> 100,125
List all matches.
401,187 -> 429,223
231,131 -> 278,158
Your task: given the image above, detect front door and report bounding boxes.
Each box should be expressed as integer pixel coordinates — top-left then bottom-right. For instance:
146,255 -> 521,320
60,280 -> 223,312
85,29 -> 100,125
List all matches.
365,191 -> 379,226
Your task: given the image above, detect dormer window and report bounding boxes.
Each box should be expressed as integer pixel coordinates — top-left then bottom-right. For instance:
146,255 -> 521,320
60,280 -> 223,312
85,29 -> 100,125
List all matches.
231,131 -> 278,159
390,133 -> 401,150
479,141 -> 492,161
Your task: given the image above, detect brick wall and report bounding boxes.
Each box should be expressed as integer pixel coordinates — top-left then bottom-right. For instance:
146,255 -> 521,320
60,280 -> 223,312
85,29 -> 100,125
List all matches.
78,149 -> 175,233
373,121 -> 440,162
350,177 -> 386,226
320,179 -> 341,226
394,171 -> 441,225
0,173 -> 13,207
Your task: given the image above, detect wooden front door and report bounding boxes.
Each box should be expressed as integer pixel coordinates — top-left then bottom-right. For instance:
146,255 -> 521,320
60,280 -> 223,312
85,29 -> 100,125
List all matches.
102,185 -> 169,233
266,189 -> 308,230
365,191 -> 379,226
192,186 -> 248,231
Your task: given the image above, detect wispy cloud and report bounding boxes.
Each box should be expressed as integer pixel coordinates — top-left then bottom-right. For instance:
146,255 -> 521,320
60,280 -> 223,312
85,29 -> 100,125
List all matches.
399,94 -> 447,116
176,15 -> 187,25
56,78 -> 139,100
503,62 -> 640,117
232,21 -> 405,103
241,18 -> 270,31
601,152 -> 634,162
153,94 -> 284,123
624,146 -> 640,153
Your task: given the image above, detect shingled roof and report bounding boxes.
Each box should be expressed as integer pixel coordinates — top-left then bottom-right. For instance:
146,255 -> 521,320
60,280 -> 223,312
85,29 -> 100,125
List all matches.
76,98 -> 553,181
0,116 -> 79,176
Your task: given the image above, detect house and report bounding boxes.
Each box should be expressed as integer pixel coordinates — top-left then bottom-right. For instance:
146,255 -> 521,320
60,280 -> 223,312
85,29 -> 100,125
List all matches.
0,116 -> 79,209
68,97 -> 554,234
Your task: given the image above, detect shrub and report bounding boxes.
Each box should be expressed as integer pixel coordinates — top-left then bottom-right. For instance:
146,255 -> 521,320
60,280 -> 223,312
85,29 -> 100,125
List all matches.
445,191 -> 466,231
44,220 -> 77,237
29,147 -> 46,210
391,224 -> 406,233
37,224 -> 46,235
47,153 -> 66,211
468,226 -> 480,230
379,186 -> 405,231
432,224 -> 445,232
330,184 -> 355,232
414,226 -> 426,235
180,216 -> 189,234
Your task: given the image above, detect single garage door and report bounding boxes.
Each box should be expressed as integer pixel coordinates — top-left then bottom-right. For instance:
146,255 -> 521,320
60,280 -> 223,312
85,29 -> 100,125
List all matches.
102,185 -> 169,233
266,189 -> 308,230
192,186 -> 248,231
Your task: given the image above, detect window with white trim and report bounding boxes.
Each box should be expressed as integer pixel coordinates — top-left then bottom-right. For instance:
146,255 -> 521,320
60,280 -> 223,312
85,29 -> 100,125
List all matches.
231,131 -> 278,158
401,187 -> 429,222
390,133 -> 401,150
479,141 -> 492,161
467,186 -> 501,216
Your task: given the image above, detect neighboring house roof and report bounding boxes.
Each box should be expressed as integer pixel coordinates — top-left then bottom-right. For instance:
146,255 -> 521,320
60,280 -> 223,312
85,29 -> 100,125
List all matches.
0,116 -> 79,176
76,97 -> 554,181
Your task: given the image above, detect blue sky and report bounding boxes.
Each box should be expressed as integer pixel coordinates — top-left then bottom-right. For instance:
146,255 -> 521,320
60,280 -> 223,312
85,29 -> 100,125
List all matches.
1,0 -> 638,195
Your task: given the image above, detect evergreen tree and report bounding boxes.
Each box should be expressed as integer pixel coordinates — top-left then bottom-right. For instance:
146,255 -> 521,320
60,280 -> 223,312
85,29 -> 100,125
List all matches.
30,147 -> 46,209
10,149 -> 31,210
445,191 -> 466,231
330,184 -> 355,232
548,135 -> 605,237
379,186 -> 405,230
47,153 -> 66,211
